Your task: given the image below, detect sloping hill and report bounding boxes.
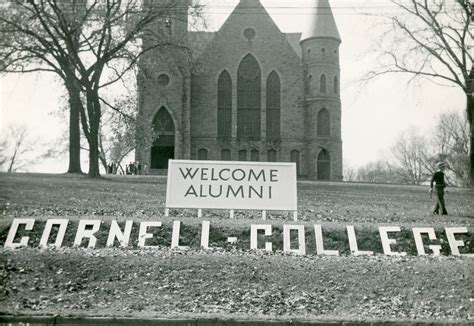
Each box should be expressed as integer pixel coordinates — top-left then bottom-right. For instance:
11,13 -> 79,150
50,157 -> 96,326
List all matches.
0,173 -> 472,322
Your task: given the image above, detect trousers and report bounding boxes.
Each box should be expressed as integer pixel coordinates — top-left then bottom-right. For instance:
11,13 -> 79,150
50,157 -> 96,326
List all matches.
433,186 -> 448,215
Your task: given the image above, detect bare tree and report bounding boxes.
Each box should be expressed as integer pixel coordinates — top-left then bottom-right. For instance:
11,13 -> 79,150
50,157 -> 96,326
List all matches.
0,125 -> 34,173
390,128 -> 433,184
98,109 -> 136,173
432,110 -> 470,185
366,0 -> 473,185
355,160 -> 401,184
356,117 -> 468,186
0,0 -> 201,177
0,0 -> 86,174
0,138 -> 7,168
343,161 -> 357,182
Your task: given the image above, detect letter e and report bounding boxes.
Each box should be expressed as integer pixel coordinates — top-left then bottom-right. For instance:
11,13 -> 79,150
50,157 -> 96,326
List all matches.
138,221 -> 162,248
379,226 -> 406,256
445,227 -> 474,257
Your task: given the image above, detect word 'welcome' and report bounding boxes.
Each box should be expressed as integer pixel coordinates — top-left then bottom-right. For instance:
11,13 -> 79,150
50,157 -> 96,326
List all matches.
4,218 -> 472,257
179,167 -> 279,182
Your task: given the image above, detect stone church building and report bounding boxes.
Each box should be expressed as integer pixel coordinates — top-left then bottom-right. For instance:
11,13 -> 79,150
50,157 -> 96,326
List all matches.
136,0 -> 343,180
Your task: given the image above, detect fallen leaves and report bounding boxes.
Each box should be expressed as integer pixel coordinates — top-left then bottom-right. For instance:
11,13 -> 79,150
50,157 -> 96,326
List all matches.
0,173 -> 473,321
0,248 -> 473,321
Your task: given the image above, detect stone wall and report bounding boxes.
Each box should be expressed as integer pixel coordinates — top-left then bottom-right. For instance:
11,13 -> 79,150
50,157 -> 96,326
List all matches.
137,0 -> 343,180
190,0 -> 307,174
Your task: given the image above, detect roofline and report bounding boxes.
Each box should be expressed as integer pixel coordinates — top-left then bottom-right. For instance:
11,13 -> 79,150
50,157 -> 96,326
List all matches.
300,36 -> 341,44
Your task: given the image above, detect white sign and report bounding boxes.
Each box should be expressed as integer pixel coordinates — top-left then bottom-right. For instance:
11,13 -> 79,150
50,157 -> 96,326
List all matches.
165,159 -> 297,211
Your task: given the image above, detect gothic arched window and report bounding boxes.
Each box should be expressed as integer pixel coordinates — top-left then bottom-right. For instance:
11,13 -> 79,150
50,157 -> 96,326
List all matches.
317,149 -> 331,180
239,149 -> 247,161
290,150 -> 300,175
152,107 -> 175,146
267,149 -> 277,162
250,149 -> 260,161
334,76 -> 339,95
198,148 -> 208,160
320,74 -> 327,94
307,74 -> 315,96
218,70 -> 232,138
317,108 -> 330,136
266,71 -> 280,139
237,54 -> 261,139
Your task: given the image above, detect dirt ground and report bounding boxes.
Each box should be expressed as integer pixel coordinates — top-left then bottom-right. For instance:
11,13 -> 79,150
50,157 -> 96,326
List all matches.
1,248 -> 473,322
0,173 -> 473,322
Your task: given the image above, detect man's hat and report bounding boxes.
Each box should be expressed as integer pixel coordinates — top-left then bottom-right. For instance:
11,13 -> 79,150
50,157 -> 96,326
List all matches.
437,161 -> 447,169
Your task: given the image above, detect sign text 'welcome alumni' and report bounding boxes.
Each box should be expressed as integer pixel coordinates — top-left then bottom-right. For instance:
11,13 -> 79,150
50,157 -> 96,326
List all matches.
166,160 -> 297,211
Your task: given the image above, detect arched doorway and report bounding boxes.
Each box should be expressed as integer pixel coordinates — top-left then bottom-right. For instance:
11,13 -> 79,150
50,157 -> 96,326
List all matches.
317,149 -> 331,180
151,107 -> 175,169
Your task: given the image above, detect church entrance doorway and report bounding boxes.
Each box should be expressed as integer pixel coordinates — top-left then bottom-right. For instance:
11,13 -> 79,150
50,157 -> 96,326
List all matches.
317,149 -> 330,180
151,107 -> 175,169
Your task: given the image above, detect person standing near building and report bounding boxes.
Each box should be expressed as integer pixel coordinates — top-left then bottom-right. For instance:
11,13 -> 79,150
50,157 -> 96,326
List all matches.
430,162 -> 448,215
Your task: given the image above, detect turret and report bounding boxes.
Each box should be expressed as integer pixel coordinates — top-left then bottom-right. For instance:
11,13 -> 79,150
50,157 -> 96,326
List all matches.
142,0 -> 190,48
136,0 -> 191,171
301,0 -> 341,43
301,0 -> 343,181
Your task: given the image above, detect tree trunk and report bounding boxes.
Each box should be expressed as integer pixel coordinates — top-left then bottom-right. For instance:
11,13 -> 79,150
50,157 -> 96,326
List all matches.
99,154 -> 108,173
65,81 -> 83,174
468,66 -> 474,187
86,93 -> 102,178
98,131 -> 108,172
468,94 -> 474,187
7,148 -> 17,173
88,121 -> 101,178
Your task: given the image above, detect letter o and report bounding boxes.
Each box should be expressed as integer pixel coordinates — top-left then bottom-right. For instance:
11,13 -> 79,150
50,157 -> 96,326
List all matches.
232,169 -> 246,181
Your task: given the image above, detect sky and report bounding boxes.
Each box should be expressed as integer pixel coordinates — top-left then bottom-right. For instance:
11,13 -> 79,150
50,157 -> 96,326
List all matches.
0,0 -> 467,173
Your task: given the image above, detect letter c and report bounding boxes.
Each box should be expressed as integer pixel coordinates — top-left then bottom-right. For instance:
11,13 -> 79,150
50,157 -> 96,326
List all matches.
219,168 -> 230,181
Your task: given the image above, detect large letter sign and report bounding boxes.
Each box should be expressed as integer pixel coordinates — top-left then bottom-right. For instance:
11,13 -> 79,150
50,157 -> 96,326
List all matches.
166,160 -> 297,212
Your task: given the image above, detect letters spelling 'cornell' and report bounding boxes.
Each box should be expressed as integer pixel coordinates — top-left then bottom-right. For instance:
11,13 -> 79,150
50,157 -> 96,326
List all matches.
166,160 -> 297,211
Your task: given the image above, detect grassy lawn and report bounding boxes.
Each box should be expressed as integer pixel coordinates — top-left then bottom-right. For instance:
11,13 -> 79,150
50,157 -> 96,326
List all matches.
1,172 -> 473,224
0,173 -> 473,322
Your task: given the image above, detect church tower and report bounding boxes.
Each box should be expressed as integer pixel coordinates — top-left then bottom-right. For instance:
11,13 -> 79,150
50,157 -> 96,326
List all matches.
301,0 -> 343,180
136,0 -> 191,171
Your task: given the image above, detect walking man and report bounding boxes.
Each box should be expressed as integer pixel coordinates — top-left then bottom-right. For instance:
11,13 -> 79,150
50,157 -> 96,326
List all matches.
430,162 -> 448,215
